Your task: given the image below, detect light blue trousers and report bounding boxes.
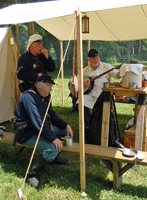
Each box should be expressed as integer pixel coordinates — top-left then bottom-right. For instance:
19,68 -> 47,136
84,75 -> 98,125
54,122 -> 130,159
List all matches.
22,126 -> 67,162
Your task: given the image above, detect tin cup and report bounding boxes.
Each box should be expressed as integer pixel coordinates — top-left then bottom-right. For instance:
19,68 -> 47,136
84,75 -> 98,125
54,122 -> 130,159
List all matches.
129,82 -> 138,90
103,82 -> 110,88
63,136 -> 73,147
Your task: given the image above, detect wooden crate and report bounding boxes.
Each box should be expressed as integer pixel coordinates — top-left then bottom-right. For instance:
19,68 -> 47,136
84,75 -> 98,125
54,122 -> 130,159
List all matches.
124,125 -> 147,150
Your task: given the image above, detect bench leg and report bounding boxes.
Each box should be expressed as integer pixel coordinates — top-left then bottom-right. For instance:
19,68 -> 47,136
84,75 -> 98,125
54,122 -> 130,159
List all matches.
15,146 -> 26,156
113,161 -> 122,189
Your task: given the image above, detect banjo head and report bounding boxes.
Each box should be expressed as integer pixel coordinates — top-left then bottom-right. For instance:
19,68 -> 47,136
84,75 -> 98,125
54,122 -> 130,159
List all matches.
68,75 -> 78,97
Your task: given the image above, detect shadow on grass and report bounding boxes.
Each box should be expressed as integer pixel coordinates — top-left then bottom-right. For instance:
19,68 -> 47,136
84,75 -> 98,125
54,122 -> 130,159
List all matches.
52,105 -> 134,144
0,105 -> 141,199
1,144 -> 147,199
114,113 -> 134,144
113,183 -> 147,199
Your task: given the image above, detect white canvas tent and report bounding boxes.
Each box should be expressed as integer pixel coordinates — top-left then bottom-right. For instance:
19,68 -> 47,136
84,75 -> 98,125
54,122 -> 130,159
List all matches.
0,27 -> 17,123
0,0 -> 147,41
1,0 -> 147,192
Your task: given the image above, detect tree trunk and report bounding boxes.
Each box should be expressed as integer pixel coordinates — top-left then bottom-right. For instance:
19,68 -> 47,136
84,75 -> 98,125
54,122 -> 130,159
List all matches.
127,41 -> 130,62
138,40 -> 142,59
132,41 -> 134,58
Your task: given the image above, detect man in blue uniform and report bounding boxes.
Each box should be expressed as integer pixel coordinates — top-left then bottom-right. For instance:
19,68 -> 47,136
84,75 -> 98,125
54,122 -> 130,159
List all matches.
17,34 -> 56,92
16,74 -> 73,188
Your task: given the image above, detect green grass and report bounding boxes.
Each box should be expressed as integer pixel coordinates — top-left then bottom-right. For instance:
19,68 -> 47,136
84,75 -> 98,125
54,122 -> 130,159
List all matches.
0,70 -> 147,199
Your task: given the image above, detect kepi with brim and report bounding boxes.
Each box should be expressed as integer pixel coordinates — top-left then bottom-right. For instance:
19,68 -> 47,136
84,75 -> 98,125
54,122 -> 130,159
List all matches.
36,74 -> 55,85
27,34 -> 43,51
87,49 -> 99,57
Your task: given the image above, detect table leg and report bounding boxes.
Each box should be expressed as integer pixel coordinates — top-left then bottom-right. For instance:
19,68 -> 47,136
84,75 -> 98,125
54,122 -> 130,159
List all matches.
113,161 -> 123,189
135,94 -> 146,151
142,107 -> 147,151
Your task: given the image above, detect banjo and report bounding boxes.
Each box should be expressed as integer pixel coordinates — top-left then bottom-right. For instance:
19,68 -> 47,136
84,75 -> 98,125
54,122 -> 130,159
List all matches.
84,63 -> 122,94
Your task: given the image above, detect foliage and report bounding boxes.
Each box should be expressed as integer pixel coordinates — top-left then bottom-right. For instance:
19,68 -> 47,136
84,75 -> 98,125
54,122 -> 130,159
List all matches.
0,0 -> 52,9
106,57 -> 117,64
1,17 -> 147,70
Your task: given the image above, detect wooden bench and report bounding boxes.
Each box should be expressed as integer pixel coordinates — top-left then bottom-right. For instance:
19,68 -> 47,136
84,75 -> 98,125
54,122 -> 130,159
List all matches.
0,132 -> 28,147
1,132 -> 147,189
62,142 -> 147,189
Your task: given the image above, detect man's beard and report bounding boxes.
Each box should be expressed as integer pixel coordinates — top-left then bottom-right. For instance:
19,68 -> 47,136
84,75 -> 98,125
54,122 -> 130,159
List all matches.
91,62 -> 99,67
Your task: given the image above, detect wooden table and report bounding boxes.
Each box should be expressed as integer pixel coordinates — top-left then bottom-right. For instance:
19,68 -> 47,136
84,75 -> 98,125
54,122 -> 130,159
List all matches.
101,87 -> 147,151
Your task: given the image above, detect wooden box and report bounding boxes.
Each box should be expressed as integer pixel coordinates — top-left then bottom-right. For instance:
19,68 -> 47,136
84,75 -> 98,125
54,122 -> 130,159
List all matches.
124,125 -> 147,150
142,80 -> 147,87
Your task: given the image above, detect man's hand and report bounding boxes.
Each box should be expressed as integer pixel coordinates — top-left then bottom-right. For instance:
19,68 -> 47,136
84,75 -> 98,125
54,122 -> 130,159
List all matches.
117,72 -> 121,78
83,80 -> 91,89
40,48 -> 49,59
66,125 -> 73,137
53,138 -> 63,152
143,66 -> 147,71
38,73 -> 42,77
142,74 -> 145,80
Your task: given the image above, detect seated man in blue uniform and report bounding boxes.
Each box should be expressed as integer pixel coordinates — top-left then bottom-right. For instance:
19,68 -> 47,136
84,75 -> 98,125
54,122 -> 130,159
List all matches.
17,34 -> 56,92
16,74 -> 73,188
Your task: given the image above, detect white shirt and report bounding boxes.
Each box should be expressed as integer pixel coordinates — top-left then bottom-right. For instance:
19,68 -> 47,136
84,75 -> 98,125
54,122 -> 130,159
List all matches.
83,62 -> 119,109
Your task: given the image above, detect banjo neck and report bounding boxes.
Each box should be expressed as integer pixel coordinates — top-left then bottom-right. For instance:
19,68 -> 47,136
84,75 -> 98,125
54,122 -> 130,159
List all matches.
90,63 -> 122,82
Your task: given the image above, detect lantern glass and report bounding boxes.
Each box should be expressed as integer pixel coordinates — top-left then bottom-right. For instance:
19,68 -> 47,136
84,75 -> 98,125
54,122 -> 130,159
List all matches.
9,35 -> 15,46
82,15 -> 89,33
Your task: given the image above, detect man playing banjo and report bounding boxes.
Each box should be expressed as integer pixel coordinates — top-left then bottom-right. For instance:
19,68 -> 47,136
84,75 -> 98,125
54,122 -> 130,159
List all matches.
82,49 -> 121,126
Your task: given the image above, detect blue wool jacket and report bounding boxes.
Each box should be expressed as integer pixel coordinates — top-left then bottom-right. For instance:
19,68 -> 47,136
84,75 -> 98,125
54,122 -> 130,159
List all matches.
16,87 -> 68,144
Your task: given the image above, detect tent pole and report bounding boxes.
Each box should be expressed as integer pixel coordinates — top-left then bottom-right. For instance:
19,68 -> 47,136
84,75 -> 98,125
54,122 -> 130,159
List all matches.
16,24 -> 20,60
77,12 -> 86,192
88,40 -> 90,51
88,40 -> 90,67
15,24 -> 21,108
60,40 -> 64,105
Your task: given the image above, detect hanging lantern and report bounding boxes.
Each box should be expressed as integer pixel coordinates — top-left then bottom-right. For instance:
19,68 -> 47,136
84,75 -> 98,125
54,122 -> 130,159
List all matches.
82,15 -> 89,33
28,22 -> 36,35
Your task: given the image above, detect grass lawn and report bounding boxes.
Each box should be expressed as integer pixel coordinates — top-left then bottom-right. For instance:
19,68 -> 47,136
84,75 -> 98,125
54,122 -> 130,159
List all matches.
0,68 -> 147,199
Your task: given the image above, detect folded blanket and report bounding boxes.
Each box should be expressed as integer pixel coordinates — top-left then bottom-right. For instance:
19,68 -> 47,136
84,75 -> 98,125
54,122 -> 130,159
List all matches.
120,64 -> 143,77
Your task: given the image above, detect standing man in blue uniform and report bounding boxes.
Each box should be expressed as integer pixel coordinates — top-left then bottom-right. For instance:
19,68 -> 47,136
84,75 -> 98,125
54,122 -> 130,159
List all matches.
17,34 -> 56,92
16,74 -> 73,188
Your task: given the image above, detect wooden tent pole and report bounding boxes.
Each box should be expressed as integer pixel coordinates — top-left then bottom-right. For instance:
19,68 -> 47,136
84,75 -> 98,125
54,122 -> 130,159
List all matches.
88,40 -> 90,51
60,40 -> 64,105
15,24 -> 21,108
88,40 -> 90,67
77,12 -> 86,192
16,24 -> 20,60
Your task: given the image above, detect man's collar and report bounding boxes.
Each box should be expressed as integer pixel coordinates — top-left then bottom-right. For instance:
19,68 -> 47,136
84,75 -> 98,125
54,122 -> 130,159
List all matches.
28,51 -> 38,58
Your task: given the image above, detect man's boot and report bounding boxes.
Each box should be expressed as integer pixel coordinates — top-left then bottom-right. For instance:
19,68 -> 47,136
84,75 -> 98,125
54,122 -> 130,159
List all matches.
26,154 -> 47,189
49,153 -> 68,165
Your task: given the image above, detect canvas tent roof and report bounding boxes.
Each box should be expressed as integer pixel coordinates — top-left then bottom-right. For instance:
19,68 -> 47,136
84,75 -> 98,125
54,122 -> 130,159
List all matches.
0,27 -> 17,123
36,1 -> 147,41
0,0 -> 147,41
